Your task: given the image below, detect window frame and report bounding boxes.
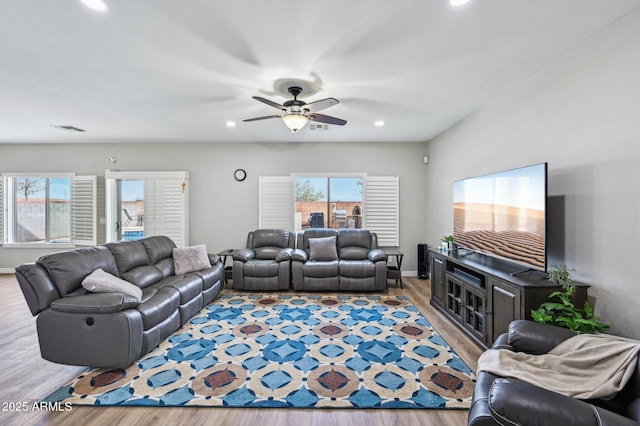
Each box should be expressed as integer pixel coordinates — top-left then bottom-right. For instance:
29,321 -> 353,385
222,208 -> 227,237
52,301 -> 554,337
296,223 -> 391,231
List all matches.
1,172 -> 96,248
104,170 -> 190,247
259,173 -> 400,246
293,173 -> 366,231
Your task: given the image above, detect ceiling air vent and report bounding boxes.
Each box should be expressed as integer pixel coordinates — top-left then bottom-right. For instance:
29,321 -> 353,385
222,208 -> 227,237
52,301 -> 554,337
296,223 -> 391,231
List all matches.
51,125 -> 86,132
309,124 -> 329,131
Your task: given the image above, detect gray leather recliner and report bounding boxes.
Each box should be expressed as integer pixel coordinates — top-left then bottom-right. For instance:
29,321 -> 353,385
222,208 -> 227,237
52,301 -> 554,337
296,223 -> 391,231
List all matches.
232,229 -> 295,290
291,228 -> 387,291
468,320 -> 640,426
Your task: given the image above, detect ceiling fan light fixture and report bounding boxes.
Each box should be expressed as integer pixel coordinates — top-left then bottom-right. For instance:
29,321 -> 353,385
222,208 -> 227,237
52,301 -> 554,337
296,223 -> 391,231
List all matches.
80,0 -> 109,12
282,113 -> 309,133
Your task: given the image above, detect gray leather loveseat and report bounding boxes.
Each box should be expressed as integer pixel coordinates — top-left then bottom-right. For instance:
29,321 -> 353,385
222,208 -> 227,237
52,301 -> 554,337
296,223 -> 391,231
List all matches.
291,228 -> 387,291
16,236 -> 224,369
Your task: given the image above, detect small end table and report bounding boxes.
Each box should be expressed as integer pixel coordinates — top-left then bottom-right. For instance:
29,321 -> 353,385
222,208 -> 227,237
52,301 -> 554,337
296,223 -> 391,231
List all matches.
382,247 -> 404,289
216,249 -> 237,286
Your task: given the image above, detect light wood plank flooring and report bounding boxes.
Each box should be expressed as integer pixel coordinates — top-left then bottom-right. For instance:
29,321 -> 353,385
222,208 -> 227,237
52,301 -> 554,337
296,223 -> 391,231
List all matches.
0,274 -> 482,426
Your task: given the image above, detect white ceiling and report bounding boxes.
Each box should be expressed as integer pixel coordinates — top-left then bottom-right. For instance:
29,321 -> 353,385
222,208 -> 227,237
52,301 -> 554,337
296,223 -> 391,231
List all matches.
1,0 -> 639,144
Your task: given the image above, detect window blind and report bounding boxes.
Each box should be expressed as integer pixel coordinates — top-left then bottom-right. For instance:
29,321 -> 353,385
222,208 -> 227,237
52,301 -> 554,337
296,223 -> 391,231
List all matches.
259,176 -> 294,230
144,175 -> 189,248
70,175 -> 97,245
0,178 -> 3,244
364,176 -> 400,247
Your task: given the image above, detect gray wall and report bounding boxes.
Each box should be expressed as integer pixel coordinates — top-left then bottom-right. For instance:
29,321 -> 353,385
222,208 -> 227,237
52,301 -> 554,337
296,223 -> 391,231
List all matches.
0,141 -> 428,274
425,8 -> 640,338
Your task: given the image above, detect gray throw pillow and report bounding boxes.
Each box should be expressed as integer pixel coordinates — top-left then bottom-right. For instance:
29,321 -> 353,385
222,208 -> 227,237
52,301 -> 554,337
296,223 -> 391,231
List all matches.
309,236 -> 338,261
173,244 -> 211,274
82,268 -> 143,301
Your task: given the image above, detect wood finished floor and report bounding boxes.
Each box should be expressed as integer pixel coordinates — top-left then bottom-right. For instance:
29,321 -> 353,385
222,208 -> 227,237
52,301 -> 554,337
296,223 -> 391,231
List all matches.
0,274 -> 482,426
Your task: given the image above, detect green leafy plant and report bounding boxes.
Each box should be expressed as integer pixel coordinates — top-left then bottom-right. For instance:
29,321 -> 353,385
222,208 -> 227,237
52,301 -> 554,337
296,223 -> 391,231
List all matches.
530,265 -> 609,334
442,235 -> 454,243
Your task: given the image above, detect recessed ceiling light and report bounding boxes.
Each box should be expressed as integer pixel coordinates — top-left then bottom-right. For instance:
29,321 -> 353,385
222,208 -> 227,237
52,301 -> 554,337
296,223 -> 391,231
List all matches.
80,0 -> 109,12
374,120 -> 385,127
226,121 -> 237,128
450,0 -> 471,7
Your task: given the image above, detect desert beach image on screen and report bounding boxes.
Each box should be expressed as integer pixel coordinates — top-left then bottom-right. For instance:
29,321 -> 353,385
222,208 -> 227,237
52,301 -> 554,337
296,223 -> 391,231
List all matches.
453,164 -> 546,270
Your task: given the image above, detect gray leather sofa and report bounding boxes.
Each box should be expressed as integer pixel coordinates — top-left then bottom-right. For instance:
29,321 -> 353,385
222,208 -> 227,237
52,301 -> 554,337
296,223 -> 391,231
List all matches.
469,320 -> 640,426
292,228 -> 387,291
16,236 -> 224,369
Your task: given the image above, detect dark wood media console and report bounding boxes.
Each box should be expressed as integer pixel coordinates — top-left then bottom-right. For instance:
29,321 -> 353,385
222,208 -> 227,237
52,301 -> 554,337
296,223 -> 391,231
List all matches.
429,249 -> 589,349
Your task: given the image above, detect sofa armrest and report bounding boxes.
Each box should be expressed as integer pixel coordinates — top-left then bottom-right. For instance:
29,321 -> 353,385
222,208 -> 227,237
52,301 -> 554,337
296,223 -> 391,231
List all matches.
489,378 -> 639,426
276,248 -> 294,262
491,332 -> 513,350
233,248 -> 255,262
368,249 -> 387,262
208,253 -> 221,264
292,248 -> 309,262
50,293 -> 140,314
508,320 -> 577,354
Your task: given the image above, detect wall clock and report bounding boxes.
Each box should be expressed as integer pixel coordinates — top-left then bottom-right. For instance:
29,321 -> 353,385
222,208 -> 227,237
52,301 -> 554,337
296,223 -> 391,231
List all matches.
234,168 -> 247,182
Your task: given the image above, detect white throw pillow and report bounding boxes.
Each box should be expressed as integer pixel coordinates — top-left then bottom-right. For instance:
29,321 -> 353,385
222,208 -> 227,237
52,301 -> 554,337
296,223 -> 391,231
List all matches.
82,268 -> 142,301
173,244 -> 211,274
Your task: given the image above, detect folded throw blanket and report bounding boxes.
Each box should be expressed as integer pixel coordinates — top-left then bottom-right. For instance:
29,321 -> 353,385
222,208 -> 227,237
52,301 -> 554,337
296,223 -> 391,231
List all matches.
477,333 -> 640,399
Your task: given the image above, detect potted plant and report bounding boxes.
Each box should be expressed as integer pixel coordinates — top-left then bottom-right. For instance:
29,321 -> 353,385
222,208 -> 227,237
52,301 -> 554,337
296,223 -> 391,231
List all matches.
441,235 -> 455,252
530,265 -> 609,334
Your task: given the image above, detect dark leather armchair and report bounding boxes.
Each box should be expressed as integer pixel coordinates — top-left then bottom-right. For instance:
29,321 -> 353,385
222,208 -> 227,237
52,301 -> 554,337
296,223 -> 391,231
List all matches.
292,228 -> 387,291
469,320 -> 640,426
232,229 -> 295,290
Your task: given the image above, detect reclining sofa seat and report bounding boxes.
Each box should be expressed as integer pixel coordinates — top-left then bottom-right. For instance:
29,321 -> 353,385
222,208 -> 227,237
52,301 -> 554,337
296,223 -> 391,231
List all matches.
232,229 -> 295,291
15,236 -> 223,369
291,228 -> 387,291
468,320 -> 640,426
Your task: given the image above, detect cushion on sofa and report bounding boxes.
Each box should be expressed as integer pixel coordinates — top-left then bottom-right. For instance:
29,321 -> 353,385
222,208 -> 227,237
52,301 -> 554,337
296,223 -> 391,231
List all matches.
309,236 -> 338,261
173,244 -> 211,274
82,268 -> 143,301
37,246 -> 119,296
50,292 -> 141,314
106,240 -> 150,273
141,236 -> 177,265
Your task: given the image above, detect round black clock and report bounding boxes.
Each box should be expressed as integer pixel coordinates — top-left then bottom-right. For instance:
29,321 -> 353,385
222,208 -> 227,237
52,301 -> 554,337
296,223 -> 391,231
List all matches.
234,168 -> 246,182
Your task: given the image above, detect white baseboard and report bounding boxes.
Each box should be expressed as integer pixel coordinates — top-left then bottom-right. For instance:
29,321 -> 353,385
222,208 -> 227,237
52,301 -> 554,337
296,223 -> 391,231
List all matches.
0,268 -> 15,274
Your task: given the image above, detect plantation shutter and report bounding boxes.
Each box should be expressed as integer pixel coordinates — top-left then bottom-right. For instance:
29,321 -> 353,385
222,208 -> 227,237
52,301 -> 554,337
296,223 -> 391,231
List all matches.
259,176 -> 294,230
71,175 -> 97,246
144,173 -> 189,248
364,176 -> 400,246
0,177 -> 4,244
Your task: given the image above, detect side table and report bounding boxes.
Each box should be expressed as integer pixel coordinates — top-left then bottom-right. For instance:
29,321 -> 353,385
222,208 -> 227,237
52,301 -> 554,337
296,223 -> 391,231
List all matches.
381,247 -> 404,289
216,249 -> 237,286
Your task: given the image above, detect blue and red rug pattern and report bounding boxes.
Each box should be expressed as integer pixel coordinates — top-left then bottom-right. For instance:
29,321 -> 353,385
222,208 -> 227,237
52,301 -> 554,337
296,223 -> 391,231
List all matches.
45,294 -> 475,409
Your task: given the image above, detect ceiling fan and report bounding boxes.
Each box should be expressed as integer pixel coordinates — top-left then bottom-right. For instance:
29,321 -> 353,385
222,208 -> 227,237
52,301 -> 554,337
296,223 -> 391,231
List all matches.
243,86 -> 347,133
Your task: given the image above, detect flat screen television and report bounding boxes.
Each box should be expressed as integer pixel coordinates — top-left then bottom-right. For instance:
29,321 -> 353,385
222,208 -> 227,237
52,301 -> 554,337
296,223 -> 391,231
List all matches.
453,163 -> 547,272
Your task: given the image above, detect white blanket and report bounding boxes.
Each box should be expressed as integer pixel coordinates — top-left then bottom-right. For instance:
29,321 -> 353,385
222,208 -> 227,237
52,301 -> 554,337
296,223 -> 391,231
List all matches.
477,333 -> 640,399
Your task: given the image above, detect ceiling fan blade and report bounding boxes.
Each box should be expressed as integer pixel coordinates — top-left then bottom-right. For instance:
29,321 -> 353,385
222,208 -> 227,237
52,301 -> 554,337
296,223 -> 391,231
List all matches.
252,96 -> 285,110
243,115 -> 281,122
308,113 -> 347,126
305,98 -> 339,113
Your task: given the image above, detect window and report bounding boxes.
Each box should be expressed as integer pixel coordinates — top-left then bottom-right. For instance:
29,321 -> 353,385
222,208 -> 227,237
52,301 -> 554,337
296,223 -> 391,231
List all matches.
1,174 -> 96,246
105,171 -> 189,247
294,176 -> 364,230
259,175 -> 400,246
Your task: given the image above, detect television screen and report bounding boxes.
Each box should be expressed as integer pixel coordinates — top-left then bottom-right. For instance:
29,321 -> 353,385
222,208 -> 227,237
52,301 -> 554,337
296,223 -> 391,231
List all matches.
453,163 -> 547,271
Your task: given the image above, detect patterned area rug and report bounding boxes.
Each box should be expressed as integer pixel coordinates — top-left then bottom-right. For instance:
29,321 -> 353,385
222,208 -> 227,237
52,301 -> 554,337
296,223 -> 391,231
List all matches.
45,294 -> 475,409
